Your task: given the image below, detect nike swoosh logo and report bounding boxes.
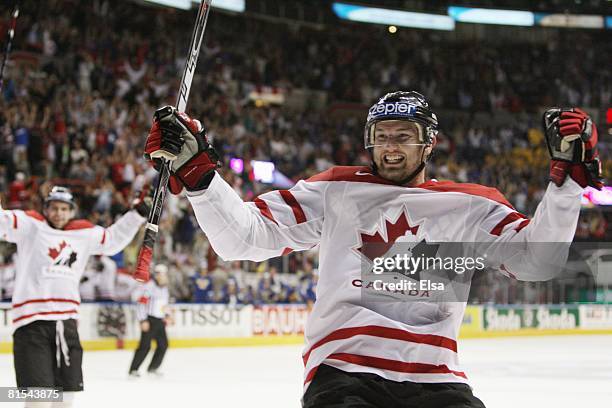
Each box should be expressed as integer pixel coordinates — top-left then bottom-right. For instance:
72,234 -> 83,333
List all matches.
355,171 -> 372,176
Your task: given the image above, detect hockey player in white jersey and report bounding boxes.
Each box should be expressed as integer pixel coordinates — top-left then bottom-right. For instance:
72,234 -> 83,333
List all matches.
129,264 -> 171,377
0,186 -> 149,407
144,92 -> 602,408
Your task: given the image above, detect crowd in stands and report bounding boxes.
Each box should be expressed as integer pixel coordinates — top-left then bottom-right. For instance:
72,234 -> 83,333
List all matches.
0,0 -> 610,304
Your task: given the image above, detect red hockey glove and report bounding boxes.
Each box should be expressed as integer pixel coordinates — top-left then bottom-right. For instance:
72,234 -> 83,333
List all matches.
144,106 -> 221,194
544,108 -> 603,190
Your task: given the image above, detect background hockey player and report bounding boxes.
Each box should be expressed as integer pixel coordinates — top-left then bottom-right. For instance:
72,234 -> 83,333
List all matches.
79,255 -> 117,302
143,92 -> 602,408
0,186 -> 148,407
129,264 -> 171,378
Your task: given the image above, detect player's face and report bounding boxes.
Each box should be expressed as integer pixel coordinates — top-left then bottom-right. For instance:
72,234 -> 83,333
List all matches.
44,201 -> 75,229
371,120 -> 432,184
155,272 -> 168,286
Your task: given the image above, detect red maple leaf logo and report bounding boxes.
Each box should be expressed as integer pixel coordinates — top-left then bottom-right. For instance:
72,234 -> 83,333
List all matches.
48,241 -> 68,260
358,211 -> 419,261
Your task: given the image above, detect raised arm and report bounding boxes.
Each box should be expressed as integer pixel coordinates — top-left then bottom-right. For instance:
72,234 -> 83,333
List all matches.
476,179 -> 582,281
187,173 -> 324,261
0,200 -> 36,244
92,210 -> 146,256
476,108 -> 602,281
143,106 -> 324,262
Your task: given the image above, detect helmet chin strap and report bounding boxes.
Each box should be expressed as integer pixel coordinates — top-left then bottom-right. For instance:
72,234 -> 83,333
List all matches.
371,145 -> 430,186
398,146 -> 429,185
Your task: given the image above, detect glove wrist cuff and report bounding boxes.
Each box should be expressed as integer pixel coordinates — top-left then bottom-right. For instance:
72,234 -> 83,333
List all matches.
182,171 -> 216,192
550,160 -> 603,190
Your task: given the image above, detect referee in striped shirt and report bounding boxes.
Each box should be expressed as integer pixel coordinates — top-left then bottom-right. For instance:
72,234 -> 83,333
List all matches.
129,264 -> 171,377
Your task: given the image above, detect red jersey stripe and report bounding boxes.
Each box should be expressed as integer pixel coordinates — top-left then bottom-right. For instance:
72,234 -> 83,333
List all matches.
254,198 -> 278,225
418,182 -> 514,210
64,219 -> 95,230
279,190 -> 307,224
25,210 -> 45,221
12,298 -> 81,309
12,309 -> 78,323
12,213 -> 17,229
515,219 -> 530,233
327,353 -> 467,379
302,325 -> 457,366
490,212 -> 527,236
304,366 -> 319,385
306,166 -> 515,209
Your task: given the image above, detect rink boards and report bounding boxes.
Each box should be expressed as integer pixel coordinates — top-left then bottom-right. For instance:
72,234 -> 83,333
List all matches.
1,303 -> 612,352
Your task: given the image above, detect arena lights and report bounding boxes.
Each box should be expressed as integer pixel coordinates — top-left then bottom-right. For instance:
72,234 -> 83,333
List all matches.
207,0 -> 245,13
448,6 -> 535,26
332,3 -> 609,31
230,158 -> 277,181
535,13 -> 604,28
251,161 -> 275,184
143,0 -> 245,12
448,6 -> 610,29
332,3 -> 455,31
144,0 -> 191,10
230,158 -> 294,187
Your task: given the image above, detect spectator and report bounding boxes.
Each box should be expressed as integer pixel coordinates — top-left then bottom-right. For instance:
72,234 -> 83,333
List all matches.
191,266 -> 214,303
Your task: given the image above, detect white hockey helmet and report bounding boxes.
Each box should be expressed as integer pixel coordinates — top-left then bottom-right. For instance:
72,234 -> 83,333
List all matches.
45,186 -> 76,208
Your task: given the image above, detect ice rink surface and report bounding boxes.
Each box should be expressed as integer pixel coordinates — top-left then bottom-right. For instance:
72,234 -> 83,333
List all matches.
1,335 -> 611,407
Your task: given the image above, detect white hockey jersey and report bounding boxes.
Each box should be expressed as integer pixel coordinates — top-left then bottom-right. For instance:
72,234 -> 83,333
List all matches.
0,209 -> 145,330
132,280 -> 170,321
186,166 -> 583,391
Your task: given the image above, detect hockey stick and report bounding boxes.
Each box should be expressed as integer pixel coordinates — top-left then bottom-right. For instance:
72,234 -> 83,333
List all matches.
134,0 -> 213,282
0,5 -> 19,92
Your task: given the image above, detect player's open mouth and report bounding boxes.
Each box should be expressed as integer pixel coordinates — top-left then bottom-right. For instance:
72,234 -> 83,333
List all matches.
384,154 -> 405,165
